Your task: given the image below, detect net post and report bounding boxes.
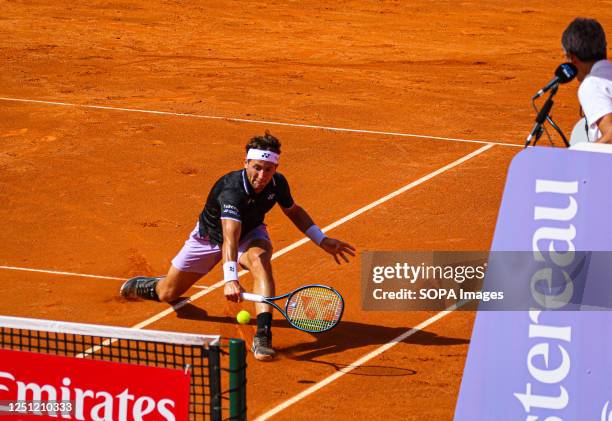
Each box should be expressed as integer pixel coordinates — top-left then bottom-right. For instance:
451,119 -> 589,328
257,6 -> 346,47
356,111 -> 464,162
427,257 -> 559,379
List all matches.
208,344 -> 222,421
229,338 -> 247,420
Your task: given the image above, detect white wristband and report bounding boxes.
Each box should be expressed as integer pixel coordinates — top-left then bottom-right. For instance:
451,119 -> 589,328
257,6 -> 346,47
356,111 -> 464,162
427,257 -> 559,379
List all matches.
223,261 -> 239,282
305,225 -> 326,246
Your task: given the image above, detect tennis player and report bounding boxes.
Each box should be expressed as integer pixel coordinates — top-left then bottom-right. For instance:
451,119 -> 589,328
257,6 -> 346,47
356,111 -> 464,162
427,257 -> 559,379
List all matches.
120,131 -> 355,360
562,18 -> 612,143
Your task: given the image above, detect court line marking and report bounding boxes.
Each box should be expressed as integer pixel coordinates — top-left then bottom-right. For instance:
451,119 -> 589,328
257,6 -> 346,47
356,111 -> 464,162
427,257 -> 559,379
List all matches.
100,145 -> 499,332
1,145 -> 493,376
255,300 -> 469,420
0,96 -> 522,148
0,266 -> 210,289
0,265 -> 125,280
0,144 -> 493,293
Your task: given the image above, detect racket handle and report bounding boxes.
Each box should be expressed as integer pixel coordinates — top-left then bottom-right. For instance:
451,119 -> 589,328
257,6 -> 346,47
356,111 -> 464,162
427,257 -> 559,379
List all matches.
242,292 -> 265,303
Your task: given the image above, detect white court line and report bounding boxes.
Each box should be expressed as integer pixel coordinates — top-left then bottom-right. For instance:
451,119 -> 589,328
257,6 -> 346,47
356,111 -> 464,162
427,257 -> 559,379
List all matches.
0,96 -> 522,148
271,143 -> 495,259
0,265 -> 125,280
116,144 -> 496,330
255,300 -> 470,420
0,144 -> 494,332
0,266 -> 210,290
0,265 -> 210,289
0,144 -> 493,286
1,145 -> 493,404
0,144 -> 493,330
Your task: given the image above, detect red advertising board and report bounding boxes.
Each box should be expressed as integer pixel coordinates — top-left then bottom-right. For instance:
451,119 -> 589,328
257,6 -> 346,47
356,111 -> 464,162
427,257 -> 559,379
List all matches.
0,348 -> 190,420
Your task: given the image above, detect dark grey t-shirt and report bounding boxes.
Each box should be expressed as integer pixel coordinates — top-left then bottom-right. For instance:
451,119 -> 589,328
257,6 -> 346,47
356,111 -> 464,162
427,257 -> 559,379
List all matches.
198,169 -> 294,245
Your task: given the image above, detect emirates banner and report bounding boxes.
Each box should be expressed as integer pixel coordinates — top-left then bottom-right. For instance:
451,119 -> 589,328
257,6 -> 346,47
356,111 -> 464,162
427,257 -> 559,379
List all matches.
0,348 -> 190,420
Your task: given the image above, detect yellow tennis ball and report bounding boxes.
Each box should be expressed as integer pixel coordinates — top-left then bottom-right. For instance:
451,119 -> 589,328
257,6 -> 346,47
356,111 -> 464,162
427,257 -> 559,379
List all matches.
236,310 -> 251,324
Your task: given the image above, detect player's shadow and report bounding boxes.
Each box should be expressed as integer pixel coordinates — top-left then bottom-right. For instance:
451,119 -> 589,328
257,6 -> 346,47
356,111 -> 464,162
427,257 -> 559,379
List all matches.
175,303 -> 469,361
174,302 -> 234,324
277,320 -> 470,362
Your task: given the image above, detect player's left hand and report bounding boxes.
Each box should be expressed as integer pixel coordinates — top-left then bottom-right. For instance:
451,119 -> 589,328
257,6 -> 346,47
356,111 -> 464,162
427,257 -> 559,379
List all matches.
320,237 -> 356,264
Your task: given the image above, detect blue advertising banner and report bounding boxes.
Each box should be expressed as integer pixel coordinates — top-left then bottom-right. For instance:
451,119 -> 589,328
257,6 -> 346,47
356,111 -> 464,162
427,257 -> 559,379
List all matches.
455,146 -> 612,420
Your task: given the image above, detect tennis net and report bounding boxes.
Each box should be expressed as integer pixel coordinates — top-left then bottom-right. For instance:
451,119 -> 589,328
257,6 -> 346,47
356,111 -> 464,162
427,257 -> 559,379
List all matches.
0,316 -> 247,420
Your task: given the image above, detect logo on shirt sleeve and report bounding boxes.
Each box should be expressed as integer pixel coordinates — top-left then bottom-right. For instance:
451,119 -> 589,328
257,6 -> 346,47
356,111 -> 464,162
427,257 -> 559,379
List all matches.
221,203 -> 241,218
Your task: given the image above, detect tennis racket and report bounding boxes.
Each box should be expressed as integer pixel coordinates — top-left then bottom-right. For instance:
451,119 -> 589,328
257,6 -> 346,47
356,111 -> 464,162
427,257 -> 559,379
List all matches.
241,284 -> 344,333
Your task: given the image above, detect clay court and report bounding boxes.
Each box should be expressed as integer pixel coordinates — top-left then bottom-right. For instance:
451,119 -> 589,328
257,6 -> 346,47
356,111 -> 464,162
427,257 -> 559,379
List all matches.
1,1 -> 610,419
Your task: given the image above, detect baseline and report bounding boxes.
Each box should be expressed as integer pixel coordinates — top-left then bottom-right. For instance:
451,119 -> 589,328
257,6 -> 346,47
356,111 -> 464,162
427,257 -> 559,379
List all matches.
0,96 -> 521,148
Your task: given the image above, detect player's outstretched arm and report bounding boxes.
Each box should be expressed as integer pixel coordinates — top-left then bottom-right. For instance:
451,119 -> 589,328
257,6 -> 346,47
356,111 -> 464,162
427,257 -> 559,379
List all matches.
221,218 -> 244,301
282,204 -> 356,264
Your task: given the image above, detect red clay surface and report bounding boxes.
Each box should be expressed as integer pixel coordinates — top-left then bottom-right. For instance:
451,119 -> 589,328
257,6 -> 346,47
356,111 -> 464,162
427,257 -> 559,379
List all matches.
1,1 -> 610,419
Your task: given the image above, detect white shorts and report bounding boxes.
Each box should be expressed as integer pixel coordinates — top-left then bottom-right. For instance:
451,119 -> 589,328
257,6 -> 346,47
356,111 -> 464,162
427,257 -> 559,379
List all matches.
171,223 -> 271,274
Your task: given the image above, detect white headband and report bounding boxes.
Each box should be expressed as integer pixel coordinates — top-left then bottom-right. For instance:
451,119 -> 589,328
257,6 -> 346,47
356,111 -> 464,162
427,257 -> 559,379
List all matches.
246,148 -> 280,164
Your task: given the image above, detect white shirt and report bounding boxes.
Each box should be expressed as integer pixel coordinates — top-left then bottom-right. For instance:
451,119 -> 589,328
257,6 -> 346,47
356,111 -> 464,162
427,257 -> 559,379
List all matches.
578,59 -> 612,142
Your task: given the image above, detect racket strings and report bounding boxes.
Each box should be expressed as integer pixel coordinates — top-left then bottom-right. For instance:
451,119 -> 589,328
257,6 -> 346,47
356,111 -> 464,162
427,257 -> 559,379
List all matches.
286,287 -> 343,332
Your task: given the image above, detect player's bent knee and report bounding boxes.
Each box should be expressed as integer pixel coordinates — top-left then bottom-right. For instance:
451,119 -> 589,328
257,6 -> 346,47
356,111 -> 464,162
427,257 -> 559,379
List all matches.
248,252 -> 271,272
